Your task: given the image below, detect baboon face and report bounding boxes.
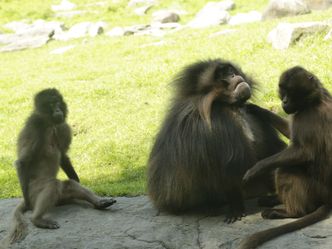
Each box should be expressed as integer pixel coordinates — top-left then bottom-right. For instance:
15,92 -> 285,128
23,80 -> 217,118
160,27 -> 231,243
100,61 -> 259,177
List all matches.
34,88 -> 68,124
279,66 -> 321,114
211,63 -> 252,104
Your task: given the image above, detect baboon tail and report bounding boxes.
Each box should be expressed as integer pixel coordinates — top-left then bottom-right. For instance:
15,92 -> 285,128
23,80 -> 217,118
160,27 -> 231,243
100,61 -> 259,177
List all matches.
237,205 -> 330,249
0,200 -> 28,248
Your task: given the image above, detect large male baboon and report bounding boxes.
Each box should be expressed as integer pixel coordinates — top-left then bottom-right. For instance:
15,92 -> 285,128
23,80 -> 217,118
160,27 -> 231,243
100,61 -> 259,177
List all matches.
148,59 -> 288,222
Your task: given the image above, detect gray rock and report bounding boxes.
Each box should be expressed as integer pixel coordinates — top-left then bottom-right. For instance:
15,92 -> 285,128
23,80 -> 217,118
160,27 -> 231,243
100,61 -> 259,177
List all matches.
150,22 -> 182,30
89,21 -> 107,37
51,0 -> 76,12
188,2 -> 230,28
229,11 -> 262,25
3,21 -> 30,33
54,22 -> 105,41
3,20 -> 64,37
1,197 -> 332,249
152,10 -> 180,23
106,27 -> 126,37
0,34 -> 20,44
0,35 -> 51,52
305,0 -> 332,10
217,0 -> 236,11
268,21 -> 330,49
263,0 -> 310,20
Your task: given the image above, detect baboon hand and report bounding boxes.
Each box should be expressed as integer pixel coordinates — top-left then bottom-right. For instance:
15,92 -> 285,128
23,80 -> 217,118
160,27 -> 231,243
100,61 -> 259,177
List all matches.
243,162 -> 265,182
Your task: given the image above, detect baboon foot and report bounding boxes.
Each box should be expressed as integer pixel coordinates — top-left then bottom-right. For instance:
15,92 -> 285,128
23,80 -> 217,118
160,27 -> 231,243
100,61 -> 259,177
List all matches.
32,218 -> 60,229
224,210 -> 246,223
95,198 -> 116,210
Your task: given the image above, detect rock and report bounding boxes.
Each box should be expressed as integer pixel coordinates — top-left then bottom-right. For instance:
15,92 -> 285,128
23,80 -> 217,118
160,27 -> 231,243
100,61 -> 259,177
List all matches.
217,0 -> 236,11
50,45 -> 76,54
89,21 -> 107,37
324,29 -> 332,40
51,0 -> 76,12
3,20 -> 64,36
106,23 -> 181,37
152,10 -> 180,23
263,0 -> 310,20
305,0 -> 332,10
0,20 -> 63,51
0,35 -> 51,52
3,21 -> 30,33
229,11 -> 262,25
1,197 -> 332,249
268,21 -> 330,49
106,27 -> 126,37
150,22 -> 182,30
54,22 -> 106,41
134,5 -> 154,16
0,34 -> 20,44
188,2 -> 231,28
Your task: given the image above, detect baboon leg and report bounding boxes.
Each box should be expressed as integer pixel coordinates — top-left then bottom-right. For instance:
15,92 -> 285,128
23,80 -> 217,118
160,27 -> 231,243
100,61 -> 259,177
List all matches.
31,181 -> 60,229
60,180 -> 116,209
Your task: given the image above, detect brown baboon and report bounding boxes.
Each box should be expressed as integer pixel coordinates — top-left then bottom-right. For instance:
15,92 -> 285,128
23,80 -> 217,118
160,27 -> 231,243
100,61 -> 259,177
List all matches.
1,88 -> 116,246
147,59 -> 289,223
240,66 -> 332,249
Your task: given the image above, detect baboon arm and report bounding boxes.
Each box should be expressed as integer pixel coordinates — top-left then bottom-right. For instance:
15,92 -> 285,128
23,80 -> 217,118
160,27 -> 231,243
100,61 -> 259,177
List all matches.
60,154 -> 80,182
247,104 -> 290,138
243,146 -> 306,182
15,160 -> 31,209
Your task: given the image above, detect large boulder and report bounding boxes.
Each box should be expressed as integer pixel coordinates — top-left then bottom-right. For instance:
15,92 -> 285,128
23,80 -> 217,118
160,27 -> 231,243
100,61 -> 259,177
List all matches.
0,35 -> 51,52
263,0 -> 310,20
54,22 -> 106,41
188,1 -> 231,28
268,21 -> 330,49
152,10 -> 180,23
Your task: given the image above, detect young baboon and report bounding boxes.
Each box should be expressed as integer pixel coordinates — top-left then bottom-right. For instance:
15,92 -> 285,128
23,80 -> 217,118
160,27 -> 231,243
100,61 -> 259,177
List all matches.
2,88 -> 116,246
148,59 -> 288,223
240,66 -> 332,249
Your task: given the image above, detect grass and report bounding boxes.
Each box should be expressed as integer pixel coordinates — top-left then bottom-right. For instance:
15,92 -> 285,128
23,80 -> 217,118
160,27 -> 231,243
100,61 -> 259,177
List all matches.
0,0 -> 332,198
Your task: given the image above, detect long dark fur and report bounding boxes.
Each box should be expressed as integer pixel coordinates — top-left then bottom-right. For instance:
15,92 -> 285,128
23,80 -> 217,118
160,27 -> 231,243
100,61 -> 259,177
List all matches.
148,59 -> 287,221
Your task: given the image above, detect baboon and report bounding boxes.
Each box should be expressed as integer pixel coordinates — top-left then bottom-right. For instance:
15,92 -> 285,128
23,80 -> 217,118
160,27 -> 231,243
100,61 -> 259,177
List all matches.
147,59 -> 288,222
240,66 -> 332,249
2,88 -> 116,246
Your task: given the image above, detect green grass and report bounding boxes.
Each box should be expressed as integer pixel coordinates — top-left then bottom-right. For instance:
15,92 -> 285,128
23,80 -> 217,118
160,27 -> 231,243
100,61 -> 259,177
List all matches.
0,0 -> 332,198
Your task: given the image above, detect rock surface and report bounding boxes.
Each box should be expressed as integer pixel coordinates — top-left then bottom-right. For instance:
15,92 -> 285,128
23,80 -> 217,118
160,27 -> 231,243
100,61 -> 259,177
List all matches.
268,21 -> 331,49
188,1 -> 231,28
263,0 -> 310,20
1,197 -> 332,249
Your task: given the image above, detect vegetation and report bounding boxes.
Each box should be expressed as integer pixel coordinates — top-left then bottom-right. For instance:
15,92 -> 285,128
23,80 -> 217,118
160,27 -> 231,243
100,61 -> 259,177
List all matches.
0,0 -> 331,198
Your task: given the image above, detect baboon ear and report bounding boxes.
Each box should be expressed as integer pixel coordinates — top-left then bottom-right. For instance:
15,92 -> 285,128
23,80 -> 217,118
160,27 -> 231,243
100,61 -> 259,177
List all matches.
198,90 -> 217,129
